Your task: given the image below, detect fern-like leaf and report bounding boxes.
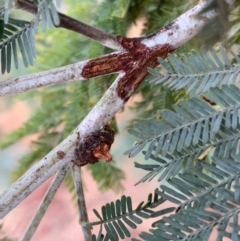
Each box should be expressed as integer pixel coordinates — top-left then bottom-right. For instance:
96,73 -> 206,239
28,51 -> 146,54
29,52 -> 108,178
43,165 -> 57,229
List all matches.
34,0 -> 60,32
3,0 -> 13,23
134,147 -> 209,184
0,0 -> 61,74
0,18 -> 36,74
125,85 -> 240,160
134,122 -> 240,184
148,46 -> 240,94
89,192 -> 165,241
135,152 -> 240,240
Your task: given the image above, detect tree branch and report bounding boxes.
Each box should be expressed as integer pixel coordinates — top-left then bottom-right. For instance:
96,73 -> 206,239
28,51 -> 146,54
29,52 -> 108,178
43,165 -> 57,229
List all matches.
0,0 -> 234,219
15,0 -> 124,51
140,0 -> 226,48
0,59 -> 89,96
0,146 -> 74,218
2,0 -> 233,97
72,165 -> 91,241
20,166 -> 70,241
0,72 -> 125,218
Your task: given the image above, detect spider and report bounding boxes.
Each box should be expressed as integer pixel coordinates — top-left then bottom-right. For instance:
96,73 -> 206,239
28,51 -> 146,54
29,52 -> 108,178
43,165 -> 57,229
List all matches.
74,125 -> 114,166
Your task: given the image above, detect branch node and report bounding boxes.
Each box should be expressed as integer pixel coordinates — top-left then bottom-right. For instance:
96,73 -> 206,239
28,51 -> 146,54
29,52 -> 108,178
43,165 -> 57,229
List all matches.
74,125 -> 115,166
117,36 -> 141,50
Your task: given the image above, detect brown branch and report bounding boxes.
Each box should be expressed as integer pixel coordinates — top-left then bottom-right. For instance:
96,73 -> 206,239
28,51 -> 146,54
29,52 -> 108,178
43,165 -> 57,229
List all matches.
81,37 -> 175,101
15,0 -> 123,50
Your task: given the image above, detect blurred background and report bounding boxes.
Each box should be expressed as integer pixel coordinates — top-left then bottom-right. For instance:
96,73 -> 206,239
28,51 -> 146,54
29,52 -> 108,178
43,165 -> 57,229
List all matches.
0,0 -> 239,240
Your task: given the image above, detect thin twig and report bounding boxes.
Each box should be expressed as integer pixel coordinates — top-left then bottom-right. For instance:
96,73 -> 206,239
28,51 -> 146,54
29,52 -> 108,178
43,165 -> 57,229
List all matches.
72,165 -> 92,241
20,165 -> 70,241
0,59 -> 89,96
15,0 -> 124,51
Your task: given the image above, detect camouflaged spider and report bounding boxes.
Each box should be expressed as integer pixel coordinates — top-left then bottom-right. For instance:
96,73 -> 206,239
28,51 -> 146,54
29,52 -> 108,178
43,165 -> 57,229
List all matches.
74,125 -> 114,166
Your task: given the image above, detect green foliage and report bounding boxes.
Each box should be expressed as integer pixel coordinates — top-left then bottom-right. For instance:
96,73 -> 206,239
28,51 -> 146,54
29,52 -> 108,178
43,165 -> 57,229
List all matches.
111,0 -> 130,19
125,85 -> 240,160
33,0 -> 60,32
92,0 -> 128,37
90,192 -> 165,241
130,80 -> 188,122
2,0 -> 13,23
134,153 -> 240,240
0,0 -> 60,74
229,0 -> 240,44
119,44 -> 240,239
101,81 -> 240,240
88,161 -> 125,193
127,0 -> 190,35
0,18 -> 35,74
148,46 -> 240,94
